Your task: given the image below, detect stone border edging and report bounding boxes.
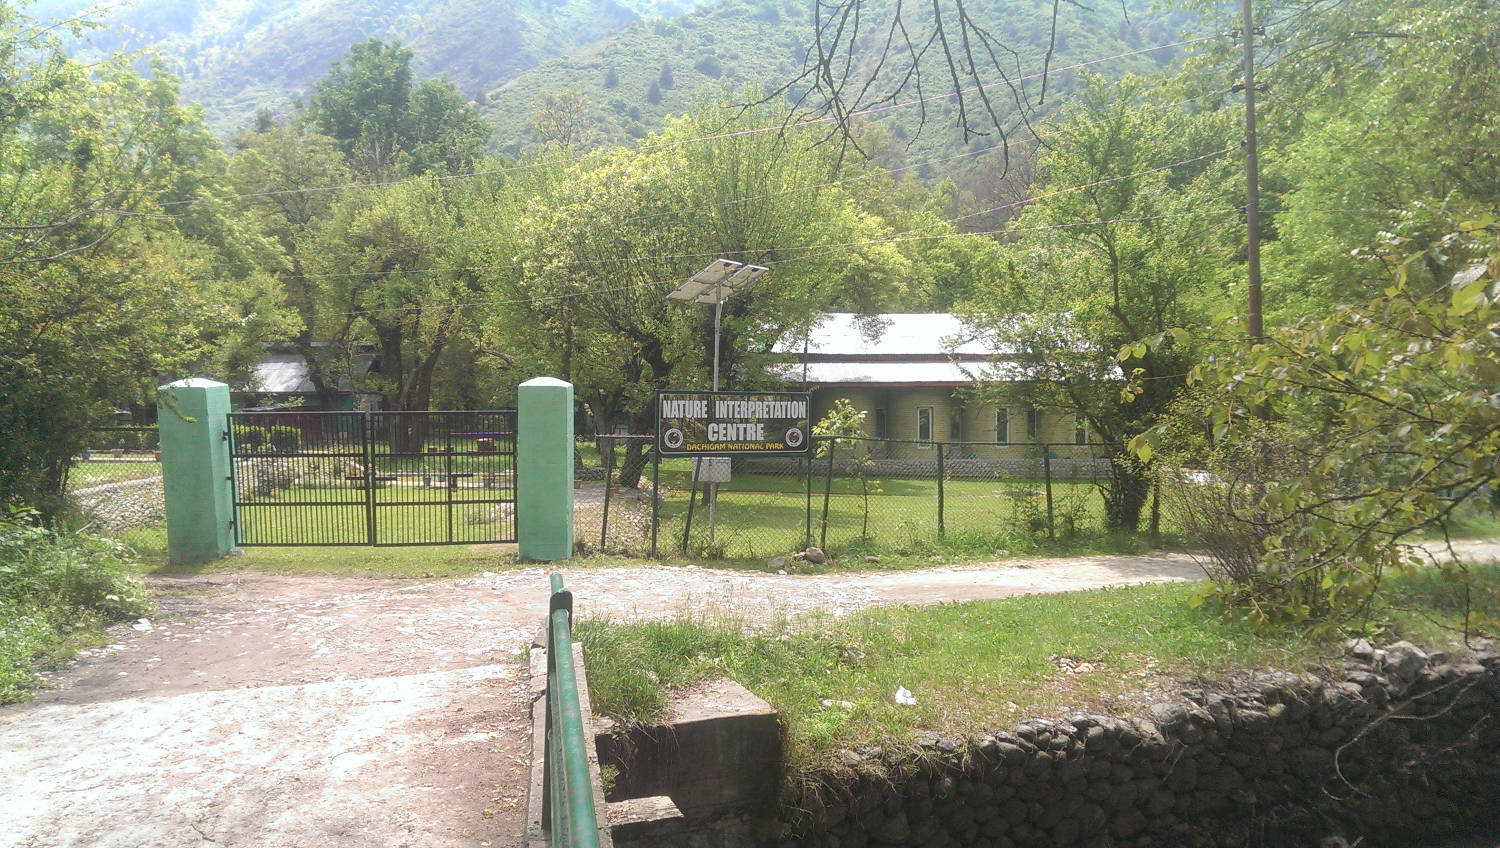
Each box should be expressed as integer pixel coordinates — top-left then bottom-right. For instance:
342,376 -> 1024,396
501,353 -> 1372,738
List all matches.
781,640 -> 1500,848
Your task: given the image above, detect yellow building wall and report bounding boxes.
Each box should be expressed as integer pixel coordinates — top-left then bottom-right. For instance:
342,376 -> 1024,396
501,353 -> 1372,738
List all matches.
811,387 -> 1097,461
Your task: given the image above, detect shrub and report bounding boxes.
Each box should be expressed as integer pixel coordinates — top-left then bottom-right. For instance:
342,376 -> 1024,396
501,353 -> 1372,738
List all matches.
238,458 -> 297,498
0,508 -> 152,702
268,426 -> 300,453
237,428 -> 266,451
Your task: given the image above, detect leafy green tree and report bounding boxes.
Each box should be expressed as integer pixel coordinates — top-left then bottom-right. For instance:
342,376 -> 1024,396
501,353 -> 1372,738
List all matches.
1175,0 -> 1500,316
304,38 -> 488,179
229,120 -> 357,409
485,102 -> 919,484
1131,211 -> 1500,634
960,76 -> 1238,530
0,4 -> 273,517
308,179 -> 476,425
528,90 -> 594,148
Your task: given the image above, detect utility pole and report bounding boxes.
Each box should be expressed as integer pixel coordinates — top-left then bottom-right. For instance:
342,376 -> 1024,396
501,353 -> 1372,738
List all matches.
1241,0 -> 1263,342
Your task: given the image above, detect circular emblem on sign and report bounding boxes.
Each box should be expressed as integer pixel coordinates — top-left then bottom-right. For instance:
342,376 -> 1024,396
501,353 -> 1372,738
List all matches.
784,427 -> 805,449
663,427 -> 684,450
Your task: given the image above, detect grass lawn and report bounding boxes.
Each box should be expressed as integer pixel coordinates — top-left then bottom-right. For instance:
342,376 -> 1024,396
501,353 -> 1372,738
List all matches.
119,525 -> 532,578
195,460 -> 1165,564
651,466 -> 1167,562
67,458 -> 163,489
575,563 -> 1499,771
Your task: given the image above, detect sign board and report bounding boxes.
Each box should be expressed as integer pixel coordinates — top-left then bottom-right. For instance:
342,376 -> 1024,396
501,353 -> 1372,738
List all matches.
656,391 -> 811,456
692,457 -> 731,483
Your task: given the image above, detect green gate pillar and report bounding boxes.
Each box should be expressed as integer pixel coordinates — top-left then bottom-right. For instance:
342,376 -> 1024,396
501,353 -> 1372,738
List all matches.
518,377 -> 574,561
157,378 -> 237,564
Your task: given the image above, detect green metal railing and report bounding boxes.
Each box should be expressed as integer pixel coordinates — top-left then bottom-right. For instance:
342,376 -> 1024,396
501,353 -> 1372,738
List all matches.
544,573 -> 602,848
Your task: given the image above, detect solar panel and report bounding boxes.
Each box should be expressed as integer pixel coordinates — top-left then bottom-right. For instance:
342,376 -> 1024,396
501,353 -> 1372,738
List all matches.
667,259 -> 742,302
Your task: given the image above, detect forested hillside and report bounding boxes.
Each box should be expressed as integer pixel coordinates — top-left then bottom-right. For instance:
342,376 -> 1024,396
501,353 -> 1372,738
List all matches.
37,0 -> 1188,173
482,0 -> 1189,159
32,0 -> 718,137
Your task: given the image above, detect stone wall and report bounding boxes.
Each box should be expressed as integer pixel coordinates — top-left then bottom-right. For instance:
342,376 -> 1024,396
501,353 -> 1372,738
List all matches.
779,641 -> 1500,848
71,476 -> 165,535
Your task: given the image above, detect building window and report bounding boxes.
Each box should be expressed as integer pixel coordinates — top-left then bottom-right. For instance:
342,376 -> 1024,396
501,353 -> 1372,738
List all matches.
873,408 -> 888,439
917,406 -> 933,445
1075,416 -> 1088,445
1026,407 -> 1042,441
995,407 -> 1010,444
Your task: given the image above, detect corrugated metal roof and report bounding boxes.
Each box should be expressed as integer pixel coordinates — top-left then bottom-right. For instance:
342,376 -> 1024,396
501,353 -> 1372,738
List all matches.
772,359 -> 1027,385
252,355 -> 314,394
250,353 -> 376,394
769,313 -> 1025,385
780,313 -> 1003,357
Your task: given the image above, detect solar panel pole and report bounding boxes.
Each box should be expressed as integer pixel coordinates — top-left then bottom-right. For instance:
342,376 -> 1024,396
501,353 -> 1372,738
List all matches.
668,260 -> 769,551
713,282 -> 723,391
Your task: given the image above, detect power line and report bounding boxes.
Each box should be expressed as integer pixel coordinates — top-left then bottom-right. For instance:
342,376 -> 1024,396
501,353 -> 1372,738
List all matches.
241,208 -> 1250,322
137,35 -> 1214,211
152,143 -> 1239,286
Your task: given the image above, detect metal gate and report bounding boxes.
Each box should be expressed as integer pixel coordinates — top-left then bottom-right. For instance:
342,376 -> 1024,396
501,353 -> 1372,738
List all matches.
228,410 -> 517,546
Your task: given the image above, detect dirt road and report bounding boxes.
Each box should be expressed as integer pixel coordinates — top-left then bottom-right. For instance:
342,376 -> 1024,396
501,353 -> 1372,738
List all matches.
3,542 -> 1494,847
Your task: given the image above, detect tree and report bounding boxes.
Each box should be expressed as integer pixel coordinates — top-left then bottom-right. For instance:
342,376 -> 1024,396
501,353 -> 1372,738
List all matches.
229,120 -> 356,409
1132,211 -> 1500,633
1174,0 -> 1500,317
304,39 -> 488,179
308,179 -> 475,428
528,90 -> 594,148
646,79 -> 662,105
485,103 -> 921,485
0,4 -> 274,517
960,76 -> 1238,530
603,66 -> 618,89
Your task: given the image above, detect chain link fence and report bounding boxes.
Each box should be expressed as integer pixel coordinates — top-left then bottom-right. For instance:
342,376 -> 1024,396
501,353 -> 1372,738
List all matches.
575,434 -> 1129,561
67,426 -> 164,533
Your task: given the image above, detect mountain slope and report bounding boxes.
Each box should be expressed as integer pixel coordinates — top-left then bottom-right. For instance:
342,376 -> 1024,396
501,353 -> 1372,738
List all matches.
38,0 -> 718,137
480,0 -> 1193,160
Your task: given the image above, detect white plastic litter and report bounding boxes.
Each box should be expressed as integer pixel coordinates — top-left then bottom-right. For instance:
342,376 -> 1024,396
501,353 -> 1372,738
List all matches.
894,685 -> 917,706
131,619 -> 152,632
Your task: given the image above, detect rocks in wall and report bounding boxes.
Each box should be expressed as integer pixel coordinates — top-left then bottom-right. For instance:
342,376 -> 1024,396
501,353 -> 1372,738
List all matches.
72,477 -> 165,535
784,642 -> 1500,848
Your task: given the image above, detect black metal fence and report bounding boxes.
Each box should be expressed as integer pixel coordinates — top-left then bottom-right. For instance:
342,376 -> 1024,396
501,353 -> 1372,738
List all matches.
573,434 -> 1124,561
229,410 -> 517,546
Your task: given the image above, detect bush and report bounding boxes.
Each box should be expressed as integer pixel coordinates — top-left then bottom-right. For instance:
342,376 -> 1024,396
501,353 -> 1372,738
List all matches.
236,428 -> 262,451
267,426 -> 300,453
0,508 -> 152,702
0,601 -> 53,702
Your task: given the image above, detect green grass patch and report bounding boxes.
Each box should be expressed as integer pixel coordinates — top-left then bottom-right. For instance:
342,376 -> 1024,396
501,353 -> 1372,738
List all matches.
652,469 -> 1177,563
1380,561 -> 1500,644
577,568 -> 1500,771
119,524 -> 527,578
576,582 -> 1333,769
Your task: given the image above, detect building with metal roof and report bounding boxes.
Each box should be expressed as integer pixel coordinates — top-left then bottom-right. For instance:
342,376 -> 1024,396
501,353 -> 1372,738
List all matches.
772,313 -> 1096,464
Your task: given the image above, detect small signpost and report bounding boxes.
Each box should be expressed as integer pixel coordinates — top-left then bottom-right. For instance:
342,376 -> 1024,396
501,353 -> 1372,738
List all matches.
663,260 -> 780,547
656,390 -> 812,457
657,390 -> 811,550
